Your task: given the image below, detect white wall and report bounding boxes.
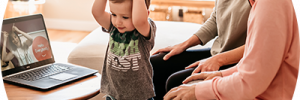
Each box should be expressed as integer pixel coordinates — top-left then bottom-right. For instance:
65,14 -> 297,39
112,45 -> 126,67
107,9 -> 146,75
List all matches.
43,0 -> 99,31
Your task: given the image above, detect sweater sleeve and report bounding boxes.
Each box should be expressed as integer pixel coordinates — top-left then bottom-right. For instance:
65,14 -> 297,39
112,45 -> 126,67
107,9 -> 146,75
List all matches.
194,0 -> 296,99
194,6 -> 218,45
220,65 -> 237,77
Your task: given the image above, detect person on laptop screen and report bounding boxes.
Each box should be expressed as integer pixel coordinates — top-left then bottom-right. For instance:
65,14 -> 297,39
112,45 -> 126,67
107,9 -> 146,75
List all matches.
0,31 -> 15,71
10,25 -> 34,66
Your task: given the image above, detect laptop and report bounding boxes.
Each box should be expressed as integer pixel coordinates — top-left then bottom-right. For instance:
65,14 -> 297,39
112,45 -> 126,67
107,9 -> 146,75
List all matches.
1,14 -> 98,90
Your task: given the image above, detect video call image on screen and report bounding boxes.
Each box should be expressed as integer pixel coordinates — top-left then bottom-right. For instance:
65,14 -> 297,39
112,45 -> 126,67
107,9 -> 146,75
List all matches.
1,18 -> 52,71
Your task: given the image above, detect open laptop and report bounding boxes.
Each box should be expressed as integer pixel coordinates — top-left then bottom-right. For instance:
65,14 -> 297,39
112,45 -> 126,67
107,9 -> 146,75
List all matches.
1,14 -> 98,90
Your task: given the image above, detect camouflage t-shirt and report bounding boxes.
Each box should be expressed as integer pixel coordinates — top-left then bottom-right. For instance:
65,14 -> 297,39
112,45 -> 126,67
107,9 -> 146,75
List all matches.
100,18 -> 156,100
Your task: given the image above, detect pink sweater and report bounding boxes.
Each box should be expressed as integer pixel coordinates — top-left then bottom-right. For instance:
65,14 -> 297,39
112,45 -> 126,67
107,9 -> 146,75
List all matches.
195,0 -> 300,99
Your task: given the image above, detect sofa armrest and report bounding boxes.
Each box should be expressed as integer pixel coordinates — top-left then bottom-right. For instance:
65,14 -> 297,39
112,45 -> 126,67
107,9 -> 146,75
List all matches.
68,28 -> 109,74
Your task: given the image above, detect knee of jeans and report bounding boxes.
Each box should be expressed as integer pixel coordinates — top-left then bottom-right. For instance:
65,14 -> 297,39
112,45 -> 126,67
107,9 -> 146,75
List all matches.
167,73 -> 176,82
165,74 -> 177,90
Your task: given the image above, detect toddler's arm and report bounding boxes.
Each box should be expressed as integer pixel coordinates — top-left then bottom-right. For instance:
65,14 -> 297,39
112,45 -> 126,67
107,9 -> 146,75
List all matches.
132,0 -> 150,38
92,0 -> 111,30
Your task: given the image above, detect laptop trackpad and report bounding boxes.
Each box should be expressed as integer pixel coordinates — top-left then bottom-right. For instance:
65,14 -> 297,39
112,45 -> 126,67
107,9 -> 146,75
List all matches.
50,73 -> 77,81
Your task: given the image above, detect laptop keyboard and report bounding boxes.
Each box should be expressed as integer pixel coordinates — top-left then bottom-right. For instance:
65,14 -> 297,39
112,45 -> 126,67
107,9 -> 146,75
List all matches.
12,64 -> 70,81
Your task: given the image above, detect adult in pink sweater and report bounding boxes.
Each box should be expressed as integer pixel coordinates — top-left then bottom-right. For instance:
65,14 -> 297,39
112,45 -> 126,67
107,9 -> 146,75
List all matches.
163,0 -> 300,99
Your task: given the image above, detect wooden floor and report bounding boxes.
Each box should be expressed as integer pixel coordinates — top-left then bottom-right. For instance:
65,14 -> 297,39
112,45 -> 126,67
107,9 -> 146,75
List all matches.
47,29 -> 91,43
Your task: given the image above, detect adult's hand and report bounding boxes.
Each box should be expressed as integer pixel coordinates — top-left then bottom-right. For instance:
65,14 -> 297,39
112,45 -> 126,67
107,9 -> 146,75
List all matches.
182,71 -> 222,84
185,56 -> 223,74
152,35 -> 201,60
164,84 -> 197,100
152,43 -> 186,61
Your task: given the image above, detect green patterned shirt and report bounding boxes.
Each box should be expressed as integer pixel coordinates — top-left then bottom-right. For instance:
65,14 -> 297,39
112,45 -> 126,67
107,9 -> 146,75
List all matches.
101,18 -> 156,100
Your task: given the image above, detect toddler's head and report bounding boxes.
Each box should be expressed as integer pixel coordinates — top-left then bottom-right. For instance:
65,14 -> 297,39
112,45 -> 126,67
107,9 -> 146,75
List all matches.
109,0 -> 151,33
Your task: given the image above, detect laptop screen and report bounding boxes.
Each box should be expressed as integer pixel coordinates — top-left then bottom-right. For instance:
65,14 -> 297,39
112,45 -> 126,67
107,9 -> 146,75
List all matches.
1,14 -> 55,76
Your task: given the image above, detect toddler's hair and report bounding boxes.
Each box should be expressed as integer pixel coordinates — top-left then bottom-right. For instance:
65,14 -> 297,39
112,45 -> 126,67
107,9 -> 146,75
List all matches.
109,0 -> 151,9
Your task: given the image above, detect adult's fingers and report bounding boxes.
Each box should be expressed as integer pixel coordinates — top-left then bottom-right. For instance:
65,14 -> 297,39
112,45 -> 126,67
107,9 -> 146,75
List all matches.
191,63 -> 203,74
151,47 -> 171,55
171,96 -> 181,100
182,73 -> 206,84
204,71 -> 222,80
201,68 -> 207,73
185,61 -> 199,69
204,75 -> 214,80
164,87 -> 178,100
201,67 -> 218,73
163,50 -> 177,60
151,49 -> 164,55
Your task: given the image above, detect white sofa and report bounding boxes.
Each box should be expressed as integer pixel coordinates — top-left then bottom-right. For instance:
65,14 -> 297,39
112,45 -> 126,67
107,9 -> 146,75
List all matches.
67,21 -> 214,100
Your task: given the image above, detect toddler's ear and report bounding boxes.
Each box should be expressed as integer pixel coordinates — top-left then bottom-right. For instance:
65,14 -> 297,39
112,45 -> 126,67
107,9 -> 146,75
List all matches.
147,10 -> 150,16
